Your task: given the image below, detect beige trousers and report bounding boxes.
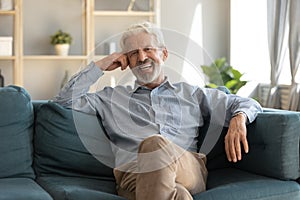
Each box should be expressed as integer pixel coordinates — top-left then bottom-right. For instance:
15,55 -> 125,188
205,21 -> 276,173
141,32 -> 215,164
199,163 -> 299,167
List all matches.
113,135 -> 208,200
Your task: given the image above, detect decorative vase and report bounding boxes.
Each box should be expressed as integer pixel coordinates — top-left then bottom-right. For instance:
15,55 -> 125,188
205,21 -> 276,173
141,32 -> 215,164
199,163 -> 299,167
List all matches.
0,69 -> 4,87
55,44 -> 70,56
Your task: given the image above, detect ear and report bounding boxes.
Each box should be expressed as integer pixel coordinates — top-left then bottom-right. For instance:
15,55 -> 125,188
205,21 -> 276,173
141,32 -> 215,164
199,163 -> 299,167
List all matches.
161,47 -> 168,62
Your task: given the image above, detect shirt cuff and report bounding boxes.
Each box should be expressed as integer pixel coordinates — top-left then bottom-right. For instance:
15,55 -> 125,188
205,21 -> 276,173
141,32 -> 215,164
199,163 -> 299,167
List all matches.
232,111 -> 248,123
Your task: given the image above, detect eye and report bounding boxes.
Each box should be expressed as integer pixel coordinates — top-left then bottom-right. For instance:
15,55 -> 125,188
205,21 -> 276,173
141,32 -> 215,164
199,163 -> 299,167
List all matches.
144,47 -> 154,52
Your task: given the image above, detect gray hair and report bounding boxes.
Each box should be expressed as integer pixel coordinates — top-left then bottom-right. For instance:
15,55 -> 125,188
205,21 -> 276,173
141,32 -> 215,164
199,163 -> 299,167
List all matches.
120,21 -> 165,51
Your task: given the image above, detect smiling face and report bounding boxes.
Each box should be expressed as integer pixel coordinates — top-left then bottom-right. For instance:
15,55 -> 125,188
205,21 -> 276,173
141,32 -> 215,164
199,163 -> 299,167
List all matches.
123,32 -> 168,88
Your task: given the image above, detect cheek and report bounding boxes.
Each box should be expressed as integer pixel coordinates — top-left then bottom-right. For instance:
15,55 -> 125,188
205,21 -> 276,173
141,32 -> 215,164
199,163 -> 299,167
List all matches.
158,52 -> 166,63
156,55 -> 164,65
150,53 -> 162,64
128,60 -> 137,69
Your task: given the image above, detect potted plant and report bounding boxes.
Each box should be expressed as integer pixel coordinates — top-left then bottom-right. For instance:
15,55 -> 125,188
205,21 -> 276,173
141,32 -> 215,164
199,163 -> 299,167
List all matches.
50,30 -> 73,56
201,57 -> 247,94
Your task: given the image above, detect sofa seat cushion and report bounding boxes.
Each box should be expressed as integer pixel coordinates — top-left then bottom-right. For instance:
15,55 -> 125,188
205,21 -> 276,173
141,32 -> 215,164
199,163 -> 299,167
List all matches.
37,176 -> 125,200
0,178 -> 52,200
0,86 -> 35,179
193,168 -> 300,200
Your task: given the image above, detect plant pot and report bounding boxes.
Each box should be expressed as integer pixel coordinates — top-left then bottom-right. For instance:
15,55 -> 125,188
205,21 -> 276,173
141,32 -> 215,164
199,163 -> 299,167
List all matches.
55,44 -> 70,56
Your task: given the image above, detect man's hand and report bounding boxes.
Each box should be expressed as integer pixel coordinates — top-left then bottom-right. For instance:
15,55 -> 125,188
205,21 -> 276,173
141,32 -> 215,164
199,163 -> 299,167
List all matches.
224,112 -> 248,163
95,52 -> 129,71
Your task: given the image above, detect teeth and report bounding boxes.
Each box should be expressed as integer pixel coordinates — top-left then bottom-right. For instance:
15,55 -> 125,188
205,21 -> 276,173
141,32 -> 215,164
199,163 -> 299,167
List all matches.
139,63 -> 152,70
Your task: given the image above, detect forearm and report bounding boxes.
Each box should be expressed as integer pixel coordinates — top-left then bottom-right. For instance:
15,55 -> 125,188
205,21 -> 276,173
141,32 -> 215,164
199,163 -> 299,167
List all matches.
226,94 -> 263,126
54,61 -> 103,110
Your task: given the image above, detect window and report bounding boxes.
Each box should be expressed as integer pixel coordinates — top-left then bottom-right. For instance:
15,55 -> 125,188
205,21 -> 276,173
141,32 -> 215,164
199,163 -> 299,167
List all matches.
230,0 -> 271,84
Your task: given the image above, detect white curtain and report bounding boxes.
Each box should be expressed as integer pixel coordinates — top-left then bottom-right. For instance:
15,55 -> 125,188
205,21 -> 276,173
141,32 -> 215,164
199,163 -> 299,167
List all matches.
288,0 -> 300,111
266,0 -> 289,108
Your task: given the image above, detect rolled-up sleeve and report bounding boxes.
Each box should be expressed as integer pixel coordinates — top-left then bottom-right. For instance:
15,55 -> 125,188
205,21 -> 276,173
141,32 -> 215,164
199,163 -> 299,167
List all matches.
53,61 -> 104,114
199,88 -> 263,127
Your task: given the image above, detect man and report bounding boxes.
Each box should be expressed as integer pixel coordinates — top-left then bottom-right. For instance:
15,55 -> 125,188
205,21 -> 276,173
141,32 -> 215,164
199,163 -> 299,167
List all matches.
54,22 -> 262,200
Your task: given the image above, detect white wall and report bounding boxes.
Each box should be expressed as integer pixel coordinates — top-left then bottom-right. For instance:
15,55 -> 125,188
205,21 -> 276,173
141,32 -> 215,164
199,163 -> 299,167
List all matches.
158,0 -> 230,87
161,0 -> 230,61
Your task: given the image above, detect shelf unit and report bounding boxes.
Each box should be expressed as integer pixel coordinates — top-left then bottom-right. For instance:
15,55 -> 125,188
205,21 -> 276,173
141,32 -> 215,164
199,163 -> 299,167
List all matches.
93,11 -> 156,16
0,0 -> 22,85
0,10 -> 15,15
87,0 -> 160,62
23,56 -> 88,60
0,0 -> 160,98
21,0 -> 90,64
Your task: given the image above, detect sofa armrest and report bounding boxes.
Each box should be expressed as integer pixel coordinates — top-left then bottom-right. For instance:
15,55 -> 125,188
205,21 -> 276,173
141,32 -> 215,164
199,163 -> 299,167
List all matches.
235,110 -> 300,180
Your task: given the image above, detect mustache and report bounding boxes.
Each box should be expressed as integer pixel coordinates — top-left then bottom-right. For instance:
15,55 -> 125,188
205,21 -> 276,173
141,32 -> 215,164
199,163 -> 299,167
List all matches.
136,58 -> 153,66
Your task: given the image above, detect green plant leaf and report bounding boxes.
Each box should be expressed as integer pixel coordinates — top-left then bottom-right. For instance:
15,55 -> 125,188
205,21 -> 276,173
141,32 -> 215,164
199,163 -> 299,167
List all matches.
201,65 -> 223,85
225,80 -> 238,89
221,73 -> 232,84
200,57 -> 247,94
214,57 -> 227,69
232,68 -> 243,80
50,29 -> 73,45
207,83 -> 218,88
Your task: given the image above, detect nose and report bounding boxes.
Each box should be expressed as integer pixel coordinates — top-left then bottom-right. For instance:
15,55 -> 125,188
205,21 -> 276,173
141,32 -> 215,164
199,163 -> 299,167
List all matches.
137,48 -> 147,62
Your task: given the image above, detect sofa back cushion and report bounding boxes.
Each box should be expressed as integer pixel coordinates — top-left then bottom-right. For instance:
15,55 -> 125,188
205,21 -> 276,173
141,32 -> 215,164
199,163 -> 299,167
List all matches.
0,85 -> 35,179
34,102 -> 115,180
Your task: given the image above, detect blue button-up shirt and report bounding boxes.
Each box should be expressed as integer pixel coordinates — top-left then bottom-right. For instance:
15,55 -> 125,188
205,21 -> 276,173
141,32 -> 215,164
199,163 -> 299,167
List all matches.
54,62 -> 262,165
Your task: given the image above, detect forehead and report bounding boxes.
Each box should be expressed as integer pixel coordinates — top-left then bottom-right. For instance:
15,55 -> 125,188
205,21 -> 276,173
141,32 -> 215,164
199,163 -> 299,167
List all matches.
124,32 -> 157,52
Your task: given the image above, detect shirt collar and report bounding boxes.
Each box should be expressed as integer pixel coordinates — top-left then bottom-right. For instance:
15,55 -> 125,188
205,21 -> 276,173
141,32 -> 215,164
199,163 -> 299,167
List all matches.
129,77 -> 176,93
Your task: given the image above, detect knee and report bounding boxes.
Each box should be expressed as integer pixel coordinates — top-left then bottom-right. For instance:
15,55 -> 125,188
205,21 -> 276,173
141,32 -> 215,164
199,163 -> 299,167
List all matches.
175,183 -> 193,200
138,134 -> 169,153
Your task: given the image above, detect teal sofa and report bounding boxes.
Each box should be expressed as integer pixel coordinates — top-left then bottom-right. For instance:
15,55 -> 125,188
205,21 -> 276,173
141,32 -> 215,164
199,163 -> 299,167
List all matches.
1,85 -> 300,200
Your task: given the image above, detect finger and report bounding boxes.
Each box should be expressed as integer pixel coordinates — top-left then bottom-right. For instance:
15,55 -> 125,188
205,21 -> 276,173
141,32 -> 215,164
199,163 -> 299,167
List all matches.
116,55 -> 128,70
229,136 -> 237,162
234,137 -> 241,161
241,135 -> 249,154
224,136 -> 232,162
96,53 -> 124,71
120,58 -> 129,70
107,62 -> 121,71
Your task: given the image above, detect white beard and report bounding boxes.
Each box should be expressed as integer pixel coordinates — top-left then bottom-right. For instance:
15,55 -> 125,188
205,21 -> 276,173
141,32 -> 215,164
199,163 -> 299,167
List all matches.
131,59 -> 164,85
